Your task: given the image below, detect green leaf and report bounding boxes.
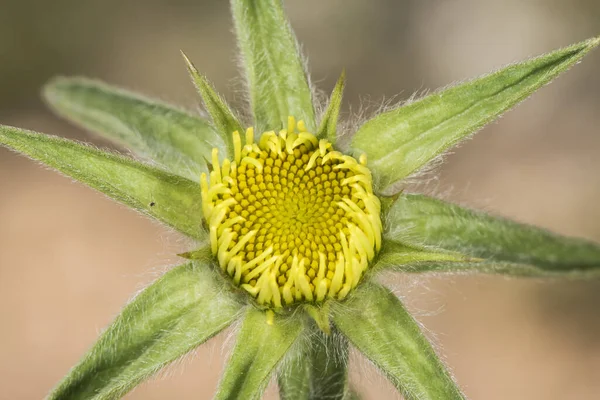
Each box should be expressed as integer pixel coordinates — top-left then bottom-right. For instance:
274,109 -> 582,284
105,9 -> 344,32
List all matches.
44,76 -> 225,181
317,70 -> 346,143
278,322 -> 349,400
216,309 -> 303,400
49,261 -> 242,400
333,283 -> 465,400
182,52 -> 244,157
231,0 -> 316,131
0,126 -> 205,239
351,36 -> 600,191
373,242 -> 472,273
385,194 -> 600,276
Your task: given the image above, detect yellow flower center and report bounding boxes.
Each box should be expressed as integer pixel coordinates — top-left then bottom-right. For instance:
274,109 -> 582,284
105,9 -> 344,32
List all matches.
201,117 -> 381,308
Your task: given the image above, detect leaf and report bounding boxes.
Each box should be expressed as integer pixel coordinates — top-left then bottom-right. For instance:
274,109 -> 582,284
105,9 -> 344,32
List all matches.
278,322 -> 349,400
216,309 -> 303,400
44,76 -> 225,181
231,0 -> 316,131
372,242 -> 472,273
351,36 -> 600,191
0,125 -> 205,239
385,194 -> 600,276
317,70 -> 346,143
182,52 -> 244,156
49,261 -> 242,400
333,283 -> 465,400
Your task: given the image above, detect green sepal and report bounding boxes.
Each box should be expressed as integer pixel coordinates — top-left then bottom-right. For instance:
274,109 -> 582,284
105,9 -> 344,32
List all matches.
379,191 -> 401,218
230,0 -> 316,131
333,283 -> 465,400
317,70 -> 346,143
278,321 -> 350,400
215,308 -> 303,400
386,194 -> 600,276
43,76 -> 225,181
178,246 -> 211,260
351,36 -> 600,192
182,52 -> 244,157
0,125 -> 205,239
304,303 -> 332,335
373,242 -> 473,273
48,261 -> 242,400
383,259 -> 597,277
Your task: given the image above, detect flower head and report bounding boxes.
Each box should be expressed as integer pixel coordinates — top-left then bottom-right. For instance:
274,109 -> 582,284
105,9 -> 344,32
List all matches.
203,117 -> 381,307
1,1 -> 599,399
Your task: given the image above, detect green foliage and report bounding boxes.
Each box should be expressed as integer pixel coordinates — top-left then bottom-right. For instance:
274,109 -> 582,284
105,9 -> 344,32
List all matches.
182,52 -> 244,156
49,261 -> 242,400
373,241 -> 471,273
0,125 -> 205,239
2,0 -> 599,398
278,323 -> 349,400
216,309 -> 303,400
351,36 -> 600,191
317,70 -> 346,143
333,283 -> 465,400
384,194 -> 600,276
44,77 -> 224,181
230,0 -> 316,131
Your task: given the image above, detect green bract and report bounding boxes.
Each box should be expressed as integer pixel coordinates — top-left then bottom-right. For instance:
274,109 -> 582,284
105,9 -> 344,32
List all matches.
1,0 -> 599,399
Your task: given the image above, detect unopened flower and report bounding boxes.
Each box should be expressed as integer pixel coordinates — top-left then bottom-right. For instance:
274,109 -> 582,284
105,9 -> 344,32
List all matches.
1,1 -> 599,399
202,119 -> 381,310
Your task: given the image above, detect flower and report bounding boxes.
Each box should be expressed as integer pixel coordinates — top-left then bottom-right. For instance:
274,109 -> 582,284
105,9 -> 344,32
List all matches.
1,1 -> 599,399
202,118 -> 381,309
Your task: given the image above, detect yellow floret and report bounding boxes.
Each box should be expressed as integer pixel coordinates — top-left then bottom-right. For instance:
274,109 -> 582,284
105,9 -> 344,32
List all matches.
201,116 -> 382,308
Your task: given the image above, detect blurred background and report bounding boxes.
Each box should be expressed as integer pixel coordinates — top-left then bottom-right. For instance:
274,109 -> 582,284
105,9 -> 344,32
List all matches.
1,0 -> 599,399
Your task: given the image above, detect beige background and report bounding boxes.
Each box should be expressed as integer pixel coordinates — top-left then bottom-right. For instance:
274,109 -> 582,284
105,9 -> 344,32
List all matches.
1,0 -> 600,399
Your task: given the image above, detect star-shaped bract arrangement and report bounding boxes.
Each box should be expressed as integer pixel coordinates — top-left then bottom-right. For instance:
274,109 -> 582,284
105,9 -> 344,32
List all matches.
1,1 -> 599,399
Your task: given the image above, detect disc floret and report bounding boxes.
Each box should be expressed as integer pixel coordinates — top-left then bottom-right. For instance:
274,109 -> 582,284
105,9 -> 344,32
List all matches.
201,117 -> 381,308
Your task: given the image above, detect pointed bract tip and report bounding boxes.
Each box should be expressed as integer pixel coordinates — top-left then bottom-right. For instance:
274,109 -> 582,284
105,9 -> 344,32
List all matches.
335,69 -> 346,89
305,304 -> 332,335
575,35 -> 600,52
177,247 -> 211,260
180,50 -> 197,73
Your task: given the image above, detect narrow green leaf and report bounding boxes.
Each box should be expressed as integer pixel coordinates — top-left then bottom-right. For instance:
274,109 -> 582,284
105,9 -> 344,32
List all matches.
351,36 -> 600,191
0,126 -> 205,239
182,52 -> 243,156
333,283 -> 465,400
44,77 -> 225,181
385,194 -> 600,276
372,242 -> 472,273
278,322 -> 349,400
216,309 -> 303,400
231,0 -> 316,131
49,261 -> 242,400
385,259 -> 588,277
317,70 -> 346,143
